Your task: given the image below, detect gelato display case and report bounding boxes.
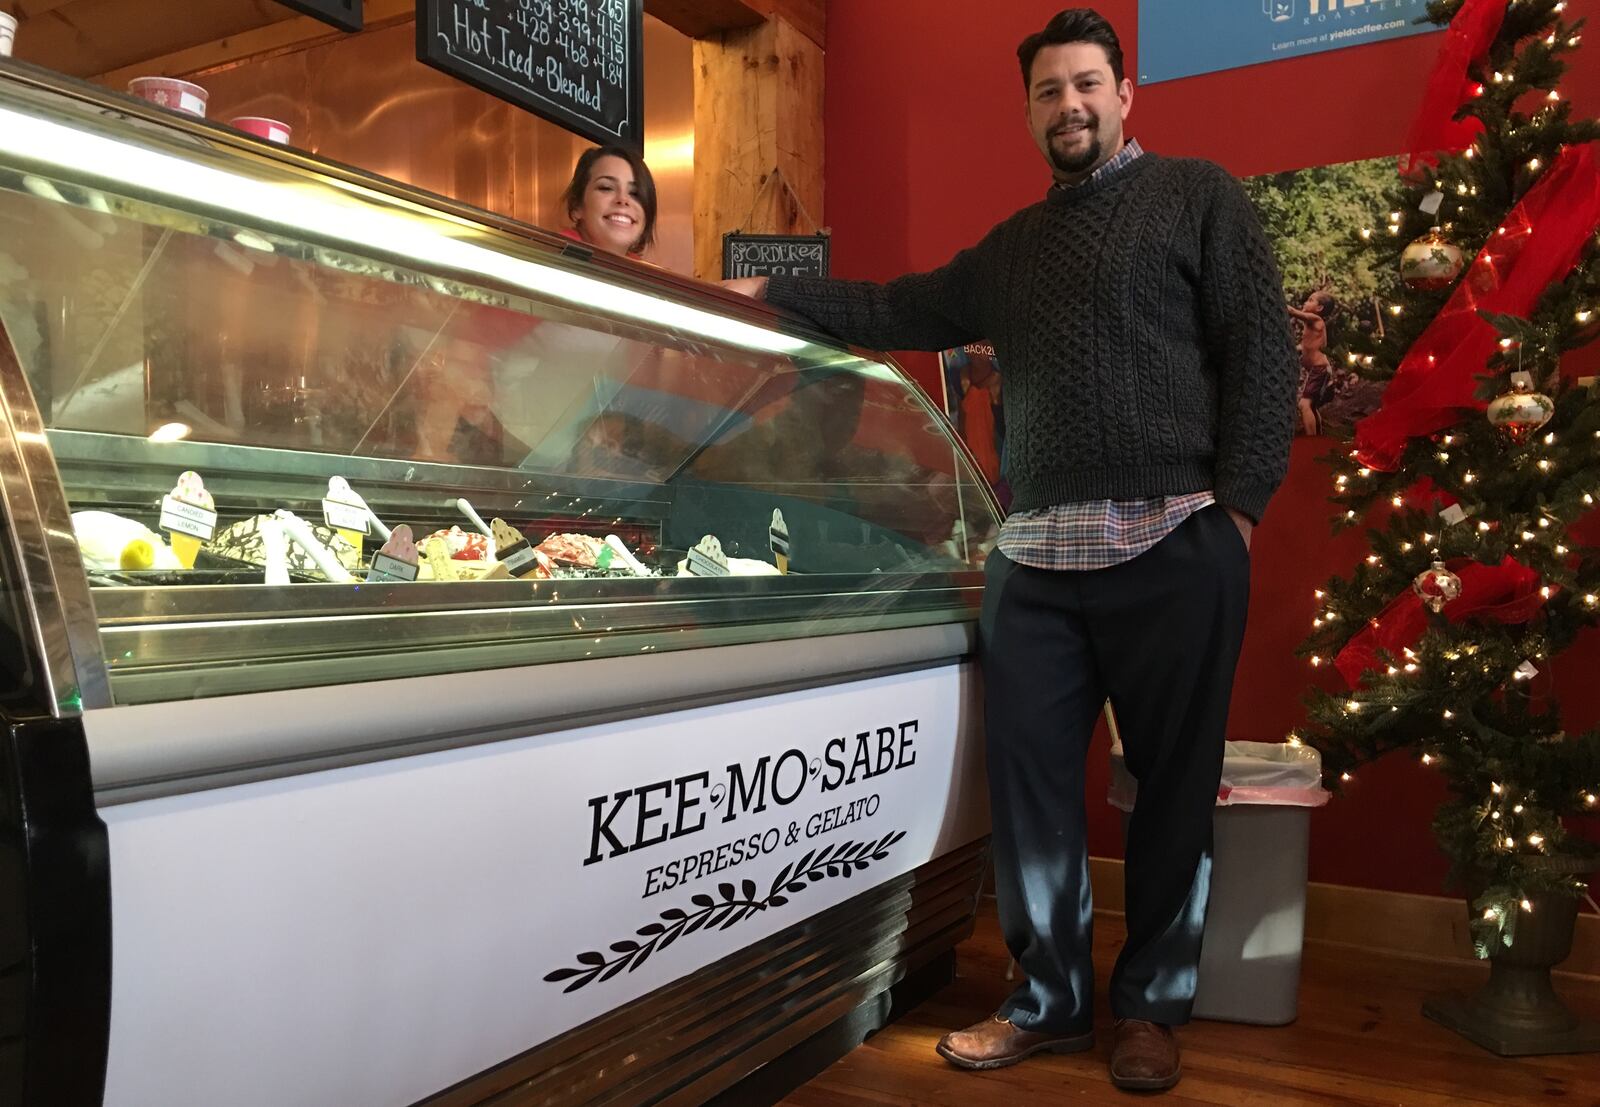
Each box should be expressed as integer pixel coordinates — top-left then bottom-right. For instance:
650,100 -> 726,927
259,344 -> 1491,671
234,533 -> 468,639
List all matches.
0,61 -> 1000,1107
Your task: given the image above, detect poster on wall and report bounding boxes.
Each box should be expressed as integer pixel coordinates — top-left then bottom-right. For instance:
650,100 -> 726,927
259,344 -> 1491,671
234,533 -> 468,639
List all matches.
1137,0 -> 1439,84
940,342 -> 1008,510
1241,154 -> 1409,438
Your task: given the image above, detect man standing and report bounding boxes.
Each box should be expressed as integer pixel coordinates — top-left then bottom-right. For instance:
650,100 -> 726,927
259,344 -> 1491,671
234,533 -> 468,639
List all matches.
725,8 -> 1295,1094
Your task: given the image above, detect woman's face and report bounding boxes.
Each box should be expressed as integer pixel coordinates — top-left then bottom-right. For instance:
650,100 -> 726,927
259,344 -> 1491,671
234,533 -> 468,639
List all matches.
571,155 -> 644,256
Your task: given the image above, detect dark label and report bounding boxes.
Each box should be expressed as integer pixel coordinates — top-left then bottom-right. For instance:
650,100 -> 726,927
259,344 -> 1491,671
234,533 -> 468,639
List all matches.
501,543 -> 540,575
367,553 -> 420,583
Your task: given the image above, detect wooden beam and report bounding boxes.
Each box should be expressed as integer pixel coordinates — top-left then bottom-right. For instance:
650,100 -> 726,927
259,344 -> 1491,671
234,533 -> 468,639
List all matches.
742,0 -> 823,49
643,0 -> 764,41
691,14 -> 823,280
645,0 -> 822,47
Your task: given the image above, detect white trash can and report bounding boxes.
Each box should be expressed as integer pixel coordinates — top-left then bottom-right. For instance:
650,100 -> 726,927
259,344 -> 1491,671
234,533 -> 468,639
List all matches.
1108,740 -> 1329,1026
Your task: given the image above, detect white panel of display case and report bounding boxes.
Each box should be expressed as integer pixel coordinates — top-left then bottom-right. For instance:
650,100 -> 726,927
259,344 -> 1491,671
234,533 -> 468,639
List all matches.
99,662 -> 986,1107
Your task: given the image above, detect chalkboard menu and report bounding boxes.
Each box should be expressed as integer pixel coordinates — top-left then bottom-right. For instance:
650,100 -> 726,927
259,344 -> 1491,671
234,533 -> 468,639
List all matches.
278,0 -> 363,32
417,0 -> 643,151
722,233 -> 831,280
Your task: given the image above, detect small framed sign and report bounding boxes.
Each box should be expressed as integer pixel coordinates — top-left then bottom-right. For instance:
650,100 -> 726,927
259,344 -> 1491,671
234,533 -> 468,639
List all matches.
721,233 -> 830,280
277,0 -> 364,32
417,0 -> 644,152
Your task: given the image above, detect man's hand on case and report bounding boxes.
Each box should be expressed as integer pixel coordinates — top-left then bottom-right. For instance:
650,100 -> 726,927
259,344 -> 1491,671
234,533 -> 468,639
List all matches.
721,277 -> 769,299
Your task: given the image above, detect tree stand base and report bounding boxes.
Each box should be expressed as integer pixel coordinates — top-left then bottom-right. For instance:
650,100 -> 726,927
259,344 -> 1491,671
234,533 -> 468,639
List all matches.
1424,990 -> 1600,1057
1425,858 -> 1599,1057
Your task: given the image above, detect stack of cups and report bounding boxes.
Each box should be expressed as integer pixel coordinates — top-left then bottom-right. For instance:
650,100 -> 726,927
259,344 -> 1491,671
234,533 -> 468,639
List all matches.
0,12 -> 18,59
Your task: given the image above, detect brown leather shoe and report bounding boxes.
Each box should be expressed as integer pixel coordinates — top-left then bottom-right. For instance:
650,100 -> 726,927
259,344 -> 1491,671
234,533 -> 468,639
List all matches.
935,1013 -> 1094,1071
1109,1018 -> 1181,1091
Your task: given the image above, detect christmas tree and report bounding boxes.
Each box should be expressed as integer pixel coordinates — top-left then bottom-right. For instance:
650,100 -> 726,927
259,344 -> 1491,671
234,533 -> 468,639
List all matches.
1298,0 -> 1600,956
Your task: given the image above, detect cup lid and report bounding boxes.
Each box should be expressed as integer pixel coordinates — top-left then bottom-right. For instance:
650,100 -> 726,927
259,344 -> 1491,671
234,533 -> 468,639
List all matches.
129,76 -> 209,95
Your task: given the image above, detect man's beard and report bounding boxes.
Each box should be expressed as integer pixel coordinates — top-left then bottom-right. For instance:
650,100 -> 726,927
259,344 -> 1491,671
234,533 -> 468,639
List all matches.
1049,119 -> 1102,175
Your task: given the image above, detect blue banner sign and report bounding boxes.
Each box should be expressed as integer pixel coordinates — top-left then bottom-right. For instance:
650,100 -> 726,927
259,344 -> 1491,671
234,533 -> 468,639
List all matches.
1138,0 -> 1441,84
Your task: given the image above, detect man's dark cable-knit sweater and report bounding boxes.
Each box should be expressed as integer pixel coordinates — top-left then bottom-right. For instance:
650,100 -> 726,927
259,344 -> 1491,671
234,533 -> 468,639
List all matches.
765,153 -> 1298,522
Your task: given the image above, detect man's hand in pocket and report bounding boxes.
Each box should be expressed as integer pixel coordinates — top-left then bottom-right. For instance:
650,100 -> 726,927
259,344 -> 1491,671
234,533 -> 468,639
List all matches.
1225,507 -> 1253,551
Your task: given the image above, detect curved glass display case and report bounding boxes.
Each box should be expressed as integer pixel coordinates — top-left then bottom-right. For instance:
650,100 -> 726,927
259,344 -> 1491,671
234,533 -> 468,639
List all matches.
0,63 -> 1001,712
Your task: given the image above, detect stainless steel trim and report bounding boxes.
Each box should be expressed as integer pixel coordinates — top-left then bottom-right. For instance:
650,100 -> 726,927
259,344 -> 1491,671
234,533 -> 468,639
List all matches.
98,607 -> 974,706
88,563 -> 980,703
89,572 -> 978,623
83,623 -> 975,804
103,611 -> 972,703
0,319 -> 111,714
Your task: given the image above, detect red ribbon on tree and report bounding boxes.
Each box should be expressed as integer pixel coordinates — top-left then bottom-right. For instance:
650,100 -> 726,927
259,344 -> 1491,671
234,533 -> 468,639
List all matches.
1397,0 -> 1505,179
1334,557 -> 1548,687
1399,476 -> 1459,512
1353,144 -> 1600,470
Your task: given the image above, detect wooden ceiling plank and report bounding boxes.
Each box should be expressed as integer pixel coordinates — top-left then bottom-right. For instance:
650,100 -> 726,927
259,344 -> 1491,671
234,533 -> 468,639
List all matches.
643,0 -> 765,41
773,0 -> 824,48
96,0 -> 415,86
12,0 -> 302,78
11,0 -> 80,19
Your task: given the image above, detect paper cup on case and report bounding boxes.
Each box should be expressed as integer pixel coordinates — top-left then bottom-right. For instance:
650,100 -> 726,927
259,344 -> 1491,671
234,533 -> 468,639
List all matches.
230,116 -> 292,145
128,76 -> 209,118
0,13 -> 18,59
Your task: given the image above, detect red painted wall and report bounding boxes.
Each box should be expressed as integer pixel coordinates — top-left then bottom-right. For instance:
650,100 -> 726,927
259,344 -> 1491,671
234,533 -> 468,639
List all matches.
822,0 -> 1600,895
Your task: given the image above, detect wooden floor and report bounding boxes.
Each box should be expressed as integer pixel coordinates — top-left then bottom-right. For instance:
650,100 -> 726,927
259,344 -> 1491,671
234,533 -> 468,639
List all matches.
782,901 -> 1600,1106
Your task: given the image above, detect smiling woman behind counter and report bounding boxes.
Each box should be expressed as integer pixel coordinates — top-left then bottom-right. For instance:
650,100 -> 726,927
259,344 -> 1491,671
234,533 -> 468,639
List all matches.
559,145 -> 658,260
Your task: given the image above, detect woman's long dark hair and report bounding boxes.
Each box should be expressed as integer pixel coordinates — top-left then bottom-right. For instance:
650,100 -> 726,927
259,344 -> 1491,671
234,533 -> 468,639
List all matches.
560,145 -> 657,255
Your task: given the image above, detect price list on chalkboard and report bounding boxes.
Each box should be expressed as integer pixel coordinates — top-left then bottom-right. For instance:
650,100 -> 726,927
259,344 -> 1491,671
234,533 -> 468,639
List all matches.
417,0 -> 642,150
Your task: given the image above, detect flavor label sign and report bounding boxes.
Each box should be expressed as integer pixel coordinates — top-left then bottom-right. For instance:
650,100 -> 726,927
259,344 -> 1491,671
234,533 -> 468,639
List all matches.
158,496 -> 217,540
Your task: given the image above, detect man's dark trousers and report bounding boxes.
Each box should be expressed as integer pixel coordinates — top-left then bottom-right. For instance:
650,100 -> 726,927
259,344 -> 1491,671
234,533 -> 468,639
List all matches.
979,503 -> 1251,1033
